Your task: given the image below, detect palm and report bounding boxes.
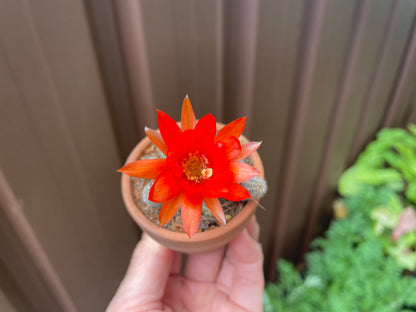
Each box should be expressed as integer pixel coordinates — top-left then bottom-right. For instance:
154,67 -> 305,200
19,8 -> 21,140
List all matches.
107,217 -> 263,312
163,246 -> 262,312
164,277 -> 253,312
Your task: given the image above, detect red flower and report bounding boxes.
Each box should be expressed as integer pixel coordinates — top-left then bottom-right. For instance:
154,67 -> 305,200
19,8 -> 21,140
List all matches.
118,96 -> 261,237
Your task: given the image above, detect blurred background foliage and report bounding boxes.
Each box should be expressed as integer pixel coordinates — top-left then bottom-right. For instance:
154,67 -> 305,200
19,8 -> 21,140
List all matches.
265,125 -> 416,311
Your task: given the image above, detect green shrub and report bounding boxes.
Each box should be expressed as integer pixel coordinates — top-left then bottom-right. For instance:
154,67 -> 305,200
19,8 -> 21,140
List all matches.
264,126 -> 416,312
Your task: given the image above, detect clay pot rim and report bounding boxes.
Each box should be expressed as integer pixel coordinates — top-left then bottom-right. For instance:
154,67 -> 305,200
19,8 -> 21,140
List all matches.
121,123 -> 264,249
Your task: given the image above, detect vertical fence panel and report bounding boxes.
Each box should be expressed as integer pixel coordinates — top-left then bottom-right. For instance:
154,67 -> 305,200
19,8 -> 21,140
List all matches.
302,0 -> 396,253
114,0 -> 156,130
267,0 -> 328,275
302,0 -> 371,253
277,0 -> 361,266
0,170 -> 76,312
223,0 -> 260,132
0,0 -> 138,310
2,0 -> 416,309
0,288 -> 17,312
252,0 -> 306,276
85,0 -> 138,159
409,90 -> 416,124
383,11 -> 416,127
350,0 -> 416,161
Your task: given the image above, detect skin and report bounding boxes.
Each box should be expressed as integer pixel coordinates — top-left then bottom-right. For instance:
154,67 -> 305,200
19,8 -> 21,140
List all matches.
106,216 -> 264,312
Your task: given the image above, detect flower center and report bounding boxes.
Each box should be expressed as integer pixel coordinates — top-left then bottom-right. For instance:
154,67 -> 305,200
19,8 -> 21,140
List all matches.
181,152 -> 213,182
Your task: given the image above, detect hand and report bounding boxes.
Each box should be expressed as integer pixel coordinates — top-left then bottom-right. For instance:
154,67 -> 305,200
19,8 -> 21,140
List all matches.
106,216 -> 264,312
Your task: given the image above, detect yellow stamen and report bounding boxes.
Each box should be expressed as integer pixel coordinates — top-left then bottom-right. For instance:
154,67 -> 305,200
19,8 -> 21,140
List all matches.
181,152 -> 213,182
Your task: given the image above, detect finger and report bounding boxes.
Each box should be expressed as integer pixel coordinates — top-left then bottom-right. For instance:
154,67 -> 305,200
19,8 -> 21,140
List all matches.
246,215 -> 260,241
107,234 -> 174,311
218,229 -> 264,312
216,256 -> 234,294
216,217 -> 259,292
184,246 -> 225,282
170,251 -> 182,275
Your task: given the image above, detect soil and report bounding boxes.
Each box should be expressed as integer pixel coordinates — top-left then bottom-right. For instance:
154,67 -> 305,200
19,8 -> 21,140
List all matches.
131,143 -> 248,233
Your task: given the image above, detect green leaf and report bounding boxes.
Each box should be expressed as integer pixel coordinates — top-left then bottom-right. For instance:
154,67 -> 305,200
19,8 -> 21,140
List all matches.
406,181 -> 416,203
408,123 -> 416,137
338,167 -> 403,197
371,207 -> 399,234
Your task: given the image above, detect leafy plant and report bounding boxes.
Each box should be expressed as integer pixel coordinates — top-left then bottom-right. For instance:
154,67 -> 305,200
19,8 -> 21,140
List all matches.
339,126 -> 416,204
339,126 -> 416,270
264,125 -> 416,311
264,188 -> 416,311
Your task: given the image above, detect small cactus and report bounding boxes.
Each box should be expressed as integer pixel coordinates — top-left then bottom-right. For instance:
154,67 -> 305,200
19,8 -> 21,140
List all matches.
241,175 -> 267,199
241,156 -> 254,166
155,150 -> 166,159
141,182 -> 162,209
139,154 -> 165,209
139,154 -> 266,213
142,152 -> 165,160
202,202 -> 213,216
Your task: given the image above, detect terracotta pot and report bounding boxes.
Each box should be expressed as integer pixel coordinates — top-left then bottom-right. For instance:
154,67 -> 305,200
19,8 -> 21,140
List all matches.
121,124 -> 264,254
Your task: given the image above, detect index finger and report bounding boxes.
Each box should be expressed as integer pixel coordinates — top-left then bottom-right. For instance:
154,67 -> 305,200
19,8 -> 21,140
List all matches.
217,228 -> 264,312
107,234 -> 174,311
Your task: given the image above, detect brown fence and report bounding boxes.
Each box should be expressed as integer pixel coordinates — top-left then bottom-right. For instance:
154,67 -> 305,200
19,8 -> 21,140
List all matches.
1,0 -> 416,311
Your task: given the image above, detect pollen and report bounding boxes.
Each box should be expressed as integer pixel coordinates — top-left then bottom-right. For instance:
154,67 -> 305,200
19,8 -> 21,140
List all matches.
181,152 -> 213,182
201,168 -> 213,179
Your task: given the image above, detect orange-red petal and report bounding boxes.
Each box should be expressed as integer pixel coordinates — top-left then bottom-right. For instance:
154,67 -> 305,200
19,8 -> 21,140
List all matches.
145,127 -> 168,155
149,173 -> 181,203
118,159 -> 167,179
215,117 -> 247,142
230,162 -> 260,183
204,197 -> 226,225
181,95 -> 196,131
235,141 -> 262,161
159,194 -> 182,226
157,109 -> 181,147
194,114 -> 216,143
218,136 -> 242,160
181,192 -> 203,238
220,183 -> 251,201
